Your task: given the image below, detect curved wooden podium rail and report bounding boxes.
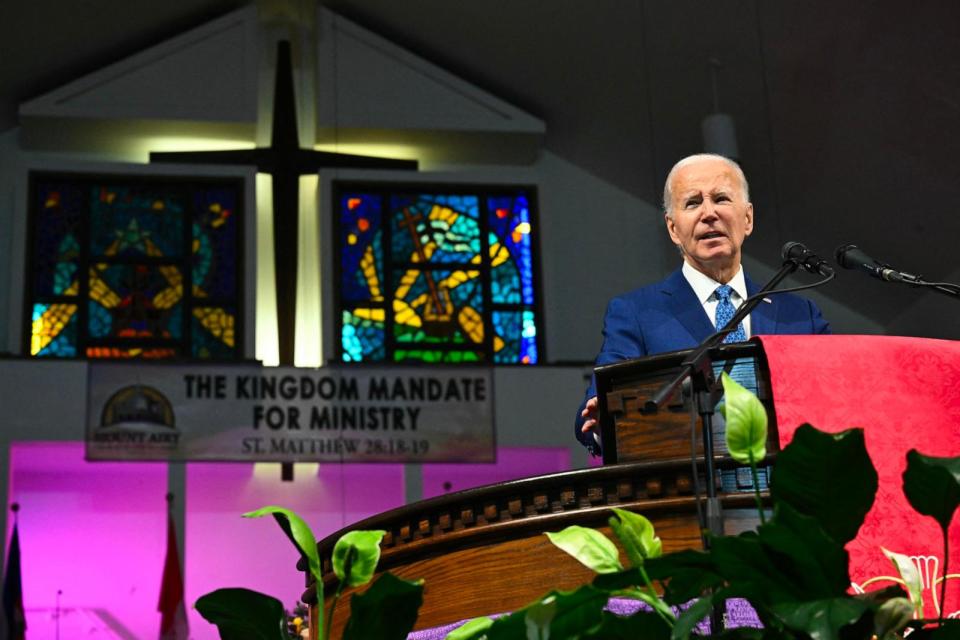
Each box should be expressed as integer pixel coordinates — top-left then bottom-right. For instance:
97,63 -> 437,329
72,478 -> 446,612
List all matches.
303,457 -> 767,638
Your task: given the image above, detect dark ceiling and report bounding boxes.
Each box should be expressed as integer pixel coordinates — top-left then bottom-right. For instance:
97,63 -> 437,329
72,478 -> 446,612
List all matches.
3,0 -> 959,337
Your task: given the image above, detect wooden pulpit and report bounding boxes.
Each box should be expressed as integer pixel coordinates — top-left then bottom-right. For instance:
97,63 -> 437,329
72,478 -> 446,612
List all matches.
303,342 -> 774,638
595,342 -> 778,464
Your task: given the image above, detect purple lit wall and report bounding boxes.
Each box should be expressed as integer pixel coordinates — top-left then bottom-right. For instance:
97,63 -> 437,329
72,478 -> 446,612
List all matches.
185,461 -> 406,638
7,444 -> 570,638
8,442 -> 167,638
6,443 -> 407,638
422,447 -> 570,498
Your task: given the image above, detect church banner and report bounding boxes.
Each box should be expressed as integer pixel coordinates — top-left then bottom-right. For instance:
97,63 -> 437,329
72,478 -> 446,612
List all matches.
86,363 -> 495,463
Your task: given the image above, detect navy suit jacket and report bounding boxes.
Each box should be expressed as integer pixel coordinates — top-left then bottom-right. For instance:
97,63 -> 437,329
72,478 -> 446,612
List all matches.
575,268 -> 830,453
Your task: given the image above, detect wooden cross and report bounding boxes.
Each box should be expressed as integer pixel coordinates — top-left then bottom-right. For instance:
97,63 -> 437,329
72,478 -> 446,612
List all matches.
395,206 -> 450,320
151,40 -> 418,367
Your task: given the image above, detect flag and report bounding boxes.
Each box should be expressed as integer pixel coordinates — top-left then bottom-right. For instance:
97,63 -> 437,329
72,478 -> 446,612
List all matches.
2,521 -> 26,640
158,510 -> 188,639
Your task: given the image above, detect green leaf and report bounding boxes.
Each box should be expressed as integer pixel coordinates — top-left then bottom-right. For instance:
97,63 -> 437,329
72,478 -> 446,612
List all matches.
592,567 -> 645,591
582,610 -> 672,640
881,547 -> 923,615
771,425 -> 877,544
720,372 -> 768,465
874,597 -> 915,640
524,595 -> 556,640
769,597 -> 871,640
545,525 -> 624,574
242,505 -> 324,637
645,550 -> 723,604
615,587 -> 677,625
445,617 -> 495,640
910,619 -> 960,639
332,529 -> 386,587
757,502 -> 850,599
903,450 -> 960,533
343,572 -> 424,640
484,585 -> 608,640
707,533 -> 806,604
195,588 -> 287,640
243,506 -> 321,584
609,508 -> 662,568
671,594 -> 716,640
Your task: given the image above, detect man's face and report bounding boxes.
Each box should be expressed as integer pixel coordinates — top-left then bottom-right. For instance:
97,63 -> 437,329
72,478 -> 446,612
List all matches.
664,158 -> 754,279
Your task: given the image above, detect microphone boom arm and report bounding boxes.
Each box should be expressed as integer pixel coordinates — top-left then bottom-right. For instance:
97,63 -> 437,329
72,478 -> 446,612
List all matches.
835,243 -> 960,301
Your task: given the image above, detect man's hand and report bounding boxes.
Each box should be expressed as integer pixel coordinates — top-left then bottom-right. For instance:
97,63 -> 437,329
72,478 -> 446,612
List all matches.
580,396 -> 599,434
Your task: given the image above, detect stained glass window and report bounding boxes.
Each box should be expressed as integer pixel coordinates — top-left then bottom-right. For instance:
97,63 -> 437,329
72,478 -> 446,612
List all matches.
25,173 -> 243,360
335,184 -> 542,364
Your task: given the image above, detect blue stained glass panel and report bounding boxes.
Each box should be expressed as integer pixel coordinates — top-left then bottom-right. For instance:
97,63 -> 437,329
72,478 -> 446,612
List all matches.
192,224 -> 213,299
32,183 -> 84,298
488,194 -> 535,305
391,195 -> 480,265
88,300 -> 113,338
90,264 -> 181,340
432,194 -> 478,214
168,305 -> 183,339
336,184 -> 540,365
342,309 -> 385,361
192,185 -> 238,299
53,259 -> 78,296
90,186 -> 185,258
392,269 -> 483,348
37,331 -> 78,357
192,306 -> 236,359
490,309 -> 536,364
492,311 -> 521,363
521,309 -> 538,364
491,259 -> 521,304
32,303 -> 78,358
193,331 -> 233,359
340,193 -> 384,303
28,173 -> 242,361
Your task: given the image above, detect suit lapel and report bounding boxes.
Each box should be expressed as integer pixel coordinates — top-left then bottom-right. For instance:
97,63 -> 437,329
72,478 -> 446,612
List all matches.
662,269 -> 716,342
746,275 -> 778,335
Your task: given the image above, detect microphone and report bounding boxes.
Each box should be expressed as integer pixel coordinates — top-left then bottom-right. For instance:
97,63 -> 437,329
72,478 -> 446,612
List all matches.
834,244 -> 919,283
781,241 -> 834,276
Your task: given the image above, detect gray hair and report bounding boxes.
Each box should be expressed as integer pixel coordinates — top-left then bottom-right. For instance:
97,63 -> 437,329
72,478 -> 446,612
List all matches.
662,153 -> 749,217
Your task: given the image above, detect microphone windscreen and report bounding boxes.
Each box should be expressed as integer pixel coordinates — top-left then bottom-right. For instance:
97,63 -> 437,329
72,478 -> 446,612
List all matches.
835,244 -> 874,270
781,241 -> 805,261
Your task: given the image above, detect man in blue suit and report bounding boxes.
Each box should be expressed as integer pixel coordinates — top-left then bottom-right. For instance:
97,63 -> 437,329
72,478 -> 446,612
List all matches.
576,154 -> 830,454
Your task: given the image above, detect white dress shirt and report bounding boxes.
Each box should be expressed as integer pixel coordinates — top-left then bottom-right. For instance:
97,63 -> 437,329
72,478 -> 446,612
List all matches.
681,261 -> 751,338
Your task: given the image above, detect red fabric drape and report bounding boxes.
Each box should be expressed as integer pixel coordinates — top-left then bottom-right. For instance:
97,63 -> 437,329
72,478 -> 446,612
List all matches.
758,334 -> 960,617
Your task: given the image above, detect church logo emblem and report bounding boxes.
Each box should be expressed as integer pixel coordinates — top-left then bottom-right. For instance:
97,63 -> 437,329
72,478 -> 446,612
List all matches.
94,385 -> 181,448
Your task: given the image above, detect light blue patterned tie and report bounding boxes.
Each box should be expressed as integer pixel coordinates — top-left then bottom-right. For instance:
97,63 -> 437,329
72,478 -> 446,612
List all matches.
715,284 -> 747,343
